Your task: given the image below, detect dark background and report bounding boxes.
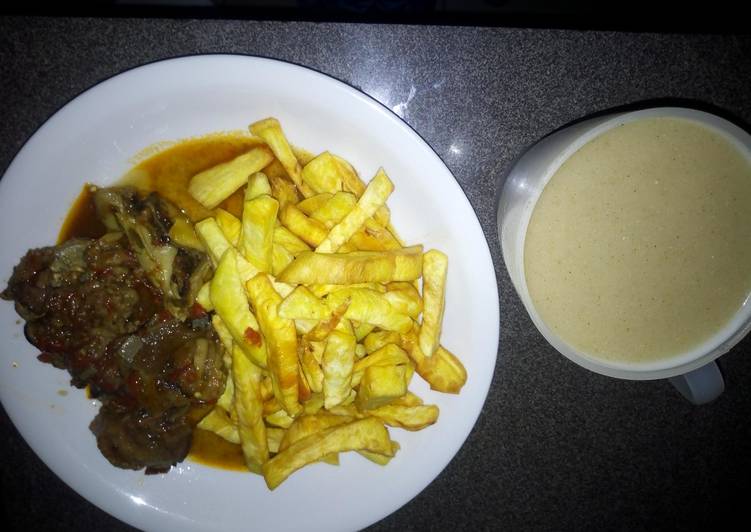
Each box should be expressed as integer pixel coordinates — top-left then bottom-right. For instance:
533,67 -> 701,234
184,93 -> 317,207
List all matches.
1,7 -> 751,532
2,0 -> 751,32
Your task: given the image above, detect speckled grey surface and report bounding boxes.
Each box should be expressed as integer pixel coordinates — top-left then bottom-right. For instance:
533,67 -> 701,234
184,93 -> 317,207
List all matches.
2,16 -> 751,532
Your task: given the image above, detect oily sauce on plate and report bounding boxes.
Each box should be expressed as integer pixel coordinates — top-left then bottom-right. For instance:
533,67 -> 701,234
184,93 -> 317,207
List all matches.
58,133 -> 266,472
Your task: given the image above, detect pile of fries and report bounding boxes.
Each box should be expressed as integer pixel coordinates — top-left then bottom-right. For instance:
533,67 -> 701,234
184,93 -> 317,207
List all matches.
180,118 -> 467,489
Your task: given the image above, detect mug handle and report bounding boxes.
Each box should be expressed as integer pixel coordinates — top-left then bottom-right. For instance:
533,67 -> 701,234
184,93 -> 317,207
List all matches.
668,361 -> 725,405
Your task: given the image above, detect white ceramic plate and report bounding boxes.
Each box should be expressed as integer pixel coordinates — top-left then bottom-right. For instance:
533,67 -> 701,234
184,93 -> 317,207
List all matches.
0,55 -> 499,532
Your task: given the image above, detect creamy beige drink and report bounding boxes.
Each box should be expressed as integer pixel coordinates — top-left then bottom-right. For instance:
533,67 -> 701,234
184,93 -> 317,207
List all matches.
524,117 -> 751,363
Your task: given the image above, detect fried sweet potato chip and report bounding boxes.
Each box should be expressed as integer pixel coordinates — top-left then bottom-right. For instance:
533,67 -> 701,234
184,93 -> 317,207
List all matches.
266,427 -> 285,454
299,338 -> 325,393
332,154 -> 391,228
316,169 -> 394,253
278,246 -> 423,285
419,250 -> 448,358
383,282 -> 423,318
188,146 -> 274,209
322,330 -> 356,409
326,288 -> 413,333
196,281 -> 213,312
296,192 -> 333,215
278,286 -> 330,320
279,203 -> 329,247
197,406 -> 240,444
309,191 -> 356,227
195,217 -> 234,267
402,327 -> 467,394
301,152 -> 344,194
179,117 -> 469,488
215,208 -> 242,247
358,441 -> 400,466
280,411 -> 353,466
356,365 -> 407,411
240,194 -> 278,273
273,226 -> 312,256
262,417 -> 393,489
233,346 -> 268,473
362,330 -> 402,354
249,118 -> 314,198
246,273 -> 301,416
368,404 -> 439,431
210,249 -> 268,368
246,171 -> 272,200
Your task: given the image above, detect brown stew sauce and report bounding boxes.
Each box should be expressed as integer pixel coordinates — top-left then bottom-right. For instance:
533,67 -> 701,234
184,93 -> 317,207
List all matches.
58,133 -> 266,472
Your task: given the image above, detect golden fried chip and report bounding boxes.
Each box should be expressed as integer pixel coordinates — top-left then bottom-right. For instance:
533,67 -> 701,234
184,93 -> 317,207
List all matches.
197,218 -> 293,296
260,375 -> 274,401
384,282 -> 423,318
266,168 -> 301,208
301,152 -> 344,194
196,281 -> 213,312
419,249 -> 448,357
353,322 -> 376,342
322,330 -> 356,409
278,246 -> 423,285
302,392 -> 325,415
266,427 -> 286,454
272,243 -> 295,276
279,411 -> 352,466
332,154 -> 390,228
197,407 -> 240,445
279,412 -> 353,451
293,318 -> 318,335
217,370 -> 236,413
188,146 -> 274,209
308,283 -> 385,298
368,404 -> 439,431
348,219 -> 401,251
309,191 -> 356,227
249,117 -> 314,197
356,365 -> 407,411
240,194 -> 279,273
303,300 -> 350,342
297,359 -> 313,403
296,192 -> 333,215
210,249 -> 268,368
210,315 -> 233,353
262,417 -> 393,489
353,344 -> 411,374
279,203 -> 329,247
316,169 -> 394,253
246,171 -> 272,200
246,273 -> 301,416
195,217 -> 234,267
362,330 -> 401,354
391,391 -> 424,407
232,346 -> 268,473
351,343 -> 411,387
326,288 -> 413,333
358,441 -> 400,466
265,409 -> 295,428
299,338 -> 325,393
215,208 -> 242,247
273,226 -> 311,256
402,328 -> 467,394
278,286 -> 330,320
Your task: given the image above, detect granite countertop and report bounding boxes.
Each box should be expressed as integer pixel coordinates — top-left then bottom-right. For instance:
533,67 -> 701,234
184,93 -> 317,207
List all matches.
2,16 -> 751,531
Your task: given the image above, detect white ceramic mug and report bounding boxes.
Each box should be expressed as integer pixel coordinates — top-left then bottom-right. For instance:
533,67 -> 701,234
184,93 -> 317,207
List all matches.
497,107 -> 751,404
